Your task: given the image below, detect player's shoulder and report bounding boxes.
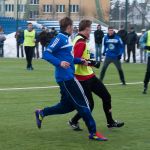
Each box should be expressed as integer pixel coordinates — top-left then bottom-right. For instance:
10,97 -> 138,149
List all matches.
115,34 -> 121,40
104,34 -> 108,39
57,33 -> 68,39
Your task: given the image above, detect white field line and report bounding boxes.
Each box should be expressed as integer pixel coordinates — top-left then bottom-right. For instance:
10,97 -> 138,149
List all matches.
0,82 -> 144,92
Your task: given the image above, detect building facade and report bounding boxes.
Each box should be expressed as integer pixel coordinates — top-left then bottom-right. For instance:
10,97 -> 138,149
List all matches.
38,0 -> 109,22
0,0 -> 5,16
0,0 -> 110,22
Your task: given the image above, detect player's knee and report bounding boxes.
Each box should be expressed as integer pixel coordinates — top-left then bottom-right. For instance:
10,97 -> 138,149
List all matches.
146,70 -> 150,73
103,92 -> 111,102
103,93 -> 112,109
80,108 -> 91,117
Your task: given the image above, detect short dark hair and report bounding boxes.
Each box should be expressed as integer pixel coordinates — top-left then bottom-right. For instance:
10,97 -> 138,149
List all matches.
108,26 -> 114,30
120,25 -> 124,29
59,17 -> 73,31
79,20 -> 92,32
27,22 -> 32,25
130,27 -> 134,30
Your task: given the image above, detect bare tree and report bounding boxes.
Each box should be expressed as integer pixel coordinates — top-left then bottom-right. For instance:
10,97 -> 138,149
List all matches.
134,0 -> 150,28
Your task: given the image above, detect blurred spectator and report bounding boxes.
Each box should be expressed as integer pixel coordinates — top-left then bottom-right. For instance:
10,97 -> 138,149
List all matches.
94,24 -> 104,61
34,32 -> 40,59
39,27 -> 47,53
39,27 -> 54,54
50,27 -> 58,37
138,29 -> 147,63
117,25 -> 127,61
71,26 -> 78,41
140,27 -> 150,94
0,26 -> 6,57
23,23 -> 38,70
126,27 -> 138,63
15,27 -> 24,58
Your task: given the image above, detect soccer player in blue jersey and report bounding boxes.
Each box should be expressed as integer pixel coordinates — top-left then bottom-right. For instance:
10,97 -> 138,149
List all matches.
35,17 -> 108,141
100,26 -> 126,85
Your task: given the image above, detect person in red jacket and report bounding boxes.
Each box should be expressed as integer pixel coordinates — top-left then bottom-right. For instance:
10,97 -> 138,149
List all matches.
68,20 -> 124,130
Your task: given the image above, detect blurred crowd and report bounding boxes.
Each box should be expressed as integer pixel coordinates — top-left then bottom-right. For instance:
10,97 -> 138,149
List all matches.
0,23 -> 149,65
94,24 -> 148,64
14,26 -> 58,59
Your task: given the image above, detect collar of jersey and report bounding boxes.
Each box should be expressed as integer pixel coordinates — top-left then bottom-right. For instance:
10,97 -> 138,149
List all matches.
60,31 -> 70,37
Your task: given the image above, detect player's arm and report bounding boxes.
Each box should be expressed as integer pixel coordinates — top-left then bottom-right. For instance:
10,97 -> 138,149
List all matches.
102,36 -> 107,56
118,37 -> 124,55
73,40 -> 87,65
43,37 -> 69,68
74,40 -> 100,68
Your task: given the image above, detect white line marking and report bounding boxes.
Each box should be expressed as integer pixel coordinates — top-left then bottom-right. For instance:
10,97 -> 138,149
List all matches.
0,82 -> 144,91
0,86 -> 59,91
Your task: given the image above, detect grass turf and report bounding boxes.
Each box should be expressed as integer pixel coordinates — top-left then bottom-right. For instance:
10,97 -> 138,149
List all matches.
0,58 -> 150,150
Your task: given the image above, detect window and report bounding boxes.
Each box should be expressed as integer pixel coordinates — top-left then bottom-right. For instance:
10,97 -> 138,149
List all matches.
43,5 -> 53,13
29,11 -> 39,19
5,4 -> 14,12
30,0 -> 39,5
69,5 -> 79,13
18,5 -> 25,12
56,5 -> 65,13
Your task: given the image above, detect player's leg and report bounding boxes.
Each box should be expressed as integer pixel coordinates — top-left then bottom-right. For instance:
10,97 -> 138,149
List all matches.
100,57 -> 111,81
123,44 -> 126,61
143,57 -> 150,94
126,45 -> 131,62
35,86 -> 75,129
63,78 -> 107,141
21,45 -> 24,57
113,59 -> 126,85
17,43 -> 19,58
140,48 -> 143,63
69,80 -> 94,130
95,43 -> 99,61
91,77 -> 124,128
99,44 -> 102,61
28,46 -> 35,70
132,45 -> 136,63
24,46 -> 30,69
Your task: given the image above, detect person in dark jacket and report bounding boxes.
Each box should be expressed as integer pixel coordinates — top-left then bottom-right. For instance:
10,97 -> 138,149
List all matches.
117,25 -> 127,61
0,26 -> 6,57
50,27 -> 58,37
15,27 -> 24,58
39,27 -> 47,53
39,27 -> 54,54
126,27 -> 138,63
94,24 -> 104,61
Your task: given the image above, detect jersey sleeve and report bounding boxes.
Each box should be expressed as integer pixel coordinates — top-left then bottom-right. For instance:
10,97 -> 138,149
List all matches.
43,36 -> 62,67
46,36 -> 62,53
74,40 -> 86,58
118,37 -> 124,55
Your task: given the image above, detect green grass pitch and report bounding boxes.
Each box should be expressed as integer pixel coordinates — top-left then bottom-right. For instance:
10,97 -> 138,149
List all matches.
0,58 -> 150,150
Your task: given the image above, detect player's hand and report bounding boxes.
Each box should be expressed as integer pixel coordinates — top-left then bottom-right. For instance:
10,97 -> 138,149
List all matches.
60,61 -> 70,69
81,59 -> 88,66
93,61 -> 101,68
103,52 -> 105,56
118,55 -> 122,60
